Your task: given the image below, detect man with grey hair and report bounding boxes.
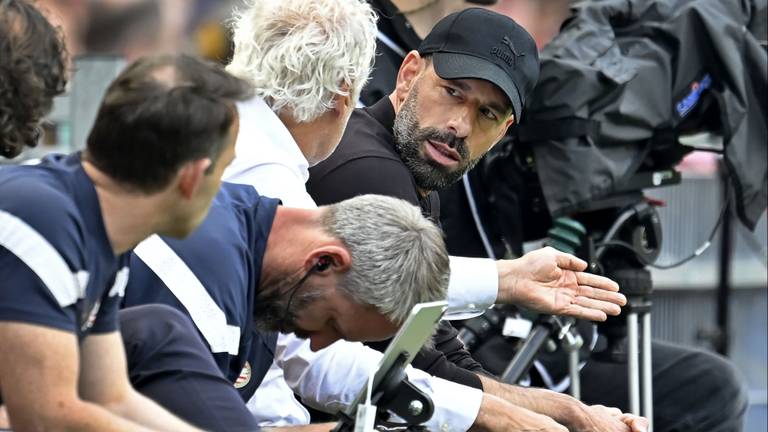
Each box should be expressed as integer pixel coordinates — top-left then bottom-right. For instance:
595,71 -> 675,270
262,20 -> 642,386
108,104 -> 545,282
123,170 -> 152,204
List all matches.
224,0 -> 378,207
123,183 -> 449,429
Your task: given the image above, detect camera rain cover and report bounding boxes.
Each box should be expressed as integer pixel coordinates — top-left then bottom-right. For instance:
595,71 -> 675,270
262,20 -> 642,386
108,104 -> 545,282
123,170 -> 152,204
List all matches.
518,0 -> 767,229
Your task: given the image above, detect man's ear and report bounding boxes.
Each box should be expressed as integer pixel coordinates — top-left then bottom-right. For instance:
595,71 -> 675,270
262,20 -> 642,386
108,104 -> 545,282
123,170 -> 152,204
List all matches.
331,82 -> 353,116
392,50 -> 425,109
177,158 -> 212,199
304,245 -> 352,274
493,116 -> 516,145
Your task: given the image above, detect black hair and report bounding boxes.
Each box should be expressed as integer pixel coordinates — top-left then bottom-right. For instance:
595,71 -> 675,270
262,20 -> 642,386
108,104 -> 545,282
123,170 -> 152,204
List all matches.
0,0 -> 68,158
85,54 -> 253,193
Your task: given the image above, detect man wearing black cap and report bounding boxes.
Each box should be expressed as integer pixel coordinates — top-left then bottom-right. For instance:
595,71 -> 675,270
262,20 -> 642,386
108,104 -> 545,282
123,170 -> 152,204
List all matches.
361,0 -> 500,107
308,8 -> 648,432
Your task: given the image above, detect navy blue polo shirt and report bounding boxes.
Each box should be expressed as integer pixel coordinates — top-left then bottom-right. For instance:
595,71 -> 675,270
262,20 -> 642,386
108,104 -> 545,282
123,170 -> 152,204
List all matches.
0,153 -> 129,335
0,153 -> 130,402
123,182 -> 279,398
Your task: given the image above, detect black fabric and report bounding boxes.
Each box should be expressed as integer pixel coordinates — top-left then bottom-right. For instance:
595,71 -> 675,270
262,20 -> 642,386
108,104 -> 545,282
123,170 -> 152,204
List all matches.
474,337 -> 749,432
518,0 -> 767,229
441,173 -> 750,431
121,305 -> 261,432
360,0 -> 421,107
308,97 -> 487,390
308,97 -> 441,224
417,8 -> 540,122
580,340 -> 748,432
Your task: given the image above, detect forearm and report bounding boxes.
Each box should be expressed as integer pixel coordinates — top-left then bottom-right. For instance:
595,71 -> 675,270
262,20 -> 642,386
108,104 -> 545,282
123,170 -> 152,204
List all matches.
469,392 -> 567,432
469,393 -> 512,432
495,259 -> 521,304
478,375 -> 580,425
104,388 -> 204,432
5,397 -> 158,432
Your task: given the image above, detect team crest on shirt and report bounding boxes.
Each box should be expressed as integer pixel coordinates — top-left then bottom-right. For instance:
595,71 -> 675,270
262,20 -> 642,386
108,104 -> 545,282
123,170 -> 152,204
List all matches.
234,361 -> 252,389
80,300 -> 102,332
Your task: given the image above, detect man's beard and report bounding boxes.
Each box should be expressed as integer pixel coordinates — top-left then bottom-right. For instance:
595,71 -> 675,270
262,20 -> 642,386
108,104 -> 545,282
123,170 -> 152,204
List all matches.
253,272 -> 321,336
392,83 -> 480,191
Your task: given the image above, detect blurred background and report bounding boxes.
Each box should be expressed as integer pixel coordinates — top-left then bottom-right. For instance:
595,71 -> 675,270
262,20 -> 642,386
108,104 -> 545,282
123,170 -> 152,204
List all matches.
4,0 -> 766,430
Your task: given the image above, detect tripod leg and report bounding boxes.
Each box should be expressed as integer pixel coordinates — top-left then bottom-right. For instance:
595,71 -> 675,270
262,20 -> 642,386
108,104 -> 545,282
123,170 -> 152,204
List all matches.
628,311 -> 641,415
568,349 -> 581,400
642,312 -> 654,431
501,323 -> 552,384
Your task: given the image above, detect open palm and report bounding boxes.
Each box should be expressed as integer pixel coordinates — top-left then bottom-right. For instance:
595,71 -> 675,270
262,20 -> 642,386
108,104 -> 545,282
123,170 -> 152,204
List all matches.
506,247 -> 626,321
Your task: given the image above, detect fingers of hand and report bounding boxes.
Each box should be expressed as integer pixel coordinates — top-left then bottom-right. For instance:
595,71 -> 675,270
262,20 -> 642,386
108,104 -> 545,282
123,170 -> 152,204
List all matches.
561,304 -> 608,321
577,284 -> 627,306
553,249 -> 588,271
576,272 -> 621,293
575,295 -> 623,316
618,414 -> 650,432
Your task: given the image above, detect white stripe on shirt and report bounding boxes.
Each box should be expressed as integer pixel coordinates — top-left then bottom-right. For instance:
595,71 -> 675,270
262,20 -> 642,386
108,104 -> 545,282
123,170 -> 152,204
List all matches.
108,267 -> 129,298
0,210 -> 86,307
134,234 -> 241,355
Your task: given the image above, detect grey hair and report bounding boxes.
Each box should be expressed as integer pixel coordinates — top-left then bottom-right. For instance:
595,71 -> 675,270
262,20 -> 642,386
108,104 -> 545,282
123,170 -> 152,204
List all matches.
227,0 -> 378,123
321,195 -> 450,325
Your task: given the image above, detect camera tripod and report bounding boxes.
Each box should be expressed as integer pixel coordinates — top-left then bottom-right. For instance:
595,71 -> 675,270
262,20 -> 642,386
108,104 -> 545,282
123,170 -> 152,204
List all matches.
498,192 -> 667,431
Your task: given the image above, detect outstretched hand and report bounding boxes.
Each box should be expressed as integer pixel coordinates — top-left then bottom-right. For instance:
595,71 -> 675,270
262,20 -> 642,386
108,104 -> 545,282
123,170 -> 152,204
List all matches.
497,247 -> 626,321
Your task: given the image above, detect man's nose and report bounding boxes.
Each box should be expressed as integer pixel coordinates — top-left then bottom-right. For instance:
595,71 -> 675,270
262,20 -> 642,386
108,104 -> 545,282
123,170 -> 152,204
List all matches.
445,105 -> 471,139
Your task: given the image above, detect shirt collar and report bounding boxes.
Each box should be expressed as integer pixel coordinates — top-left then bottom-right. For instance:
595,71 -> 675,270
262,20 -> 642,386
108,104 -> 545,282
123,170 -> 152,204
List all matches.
235,96 -> 309,182
365,96 -> 398,137
68,152 -> 115,257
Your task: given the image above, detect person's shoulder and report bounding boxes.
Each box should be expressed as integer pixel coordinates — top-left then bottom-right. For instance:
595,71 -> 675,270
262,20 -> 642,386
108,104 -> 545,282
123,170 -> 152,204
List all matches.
311,107 -> 402,180
216,182 -> 279,212
0,162 -> 82,235
0,161 -> 87,274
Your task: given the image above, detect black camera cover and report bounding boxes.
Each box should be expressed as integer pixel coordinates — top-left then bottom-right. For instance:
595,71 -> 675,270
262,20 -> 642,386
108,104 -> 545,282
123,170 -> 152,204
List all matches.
513,0 -> 767,230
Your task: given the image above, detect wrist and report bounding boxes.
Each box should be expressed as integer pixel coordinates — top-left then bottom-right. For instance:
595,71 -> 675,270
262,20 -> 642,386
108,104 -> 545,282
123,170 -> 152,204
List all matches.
470,393 -> 510,432
508,385 -> 580,423
536,390 -> 586,426
495,259 -> 521,304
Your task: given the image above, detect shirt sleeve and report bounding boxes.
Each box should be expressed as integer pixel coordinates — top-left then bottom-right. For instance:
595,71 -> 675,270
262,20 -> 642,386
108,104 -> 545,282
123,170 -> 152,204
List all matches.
444,256 -> 499,320
0,197 -> 85,333
246,361 -> 311,426
274,333 -> 481,432
422,321 -> 492,383
90,265 -> 129,334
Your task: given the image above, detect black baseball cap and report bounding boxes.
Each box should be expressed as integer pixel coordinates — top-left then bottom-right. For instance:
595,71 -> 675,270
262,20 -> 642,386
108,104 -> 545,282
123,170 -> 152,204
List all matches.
417,8 -> 539,123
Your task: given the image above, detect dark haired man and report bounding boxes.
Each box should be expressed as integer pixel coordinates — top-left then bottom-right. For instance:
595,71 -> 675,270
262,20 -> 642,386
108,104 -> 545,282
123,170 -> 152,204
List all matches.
0,54 -> 254,431
308,8 -> 648,432
0,0 -> 67,159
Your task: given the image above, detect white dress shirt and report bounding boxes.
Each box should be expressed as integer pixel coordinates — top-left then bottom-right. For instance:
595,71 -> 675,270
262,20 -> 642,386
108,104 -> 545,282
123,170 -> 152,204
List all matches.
224,96 -> 494,431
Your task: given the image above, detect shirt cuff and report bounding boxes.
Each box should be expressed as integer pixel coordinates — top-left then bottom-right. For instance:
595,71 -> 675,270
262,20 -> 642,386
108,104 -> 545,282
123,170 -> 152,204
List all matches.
405,367 -> 483,432
445,256 -> 498,320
